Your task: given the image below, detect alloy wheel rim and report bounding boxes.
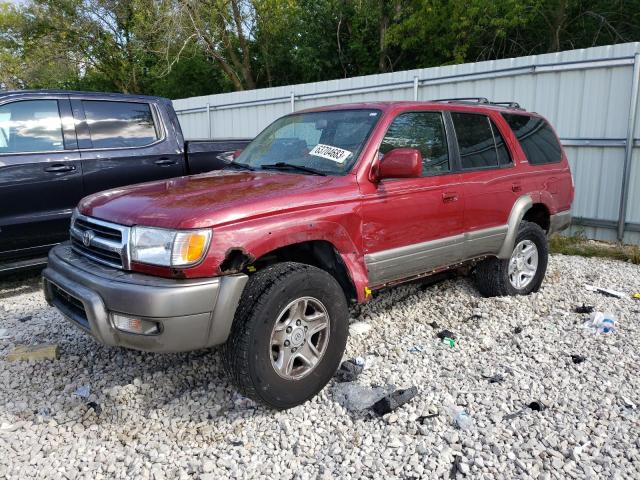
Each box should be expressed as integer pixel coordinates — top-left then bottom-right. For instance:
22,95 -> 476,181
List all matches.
269,296 -> 331,380
508,239 -> 539,290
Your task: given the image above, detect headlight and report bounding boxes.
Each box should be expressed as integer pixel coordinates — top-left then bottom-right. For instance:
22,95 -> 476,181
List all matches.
131,226 -> 211,267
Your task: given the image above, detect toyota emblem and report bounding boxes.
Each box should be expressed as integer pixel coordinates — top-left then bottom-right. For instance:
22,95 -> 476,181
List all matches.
82,230 -> 96,247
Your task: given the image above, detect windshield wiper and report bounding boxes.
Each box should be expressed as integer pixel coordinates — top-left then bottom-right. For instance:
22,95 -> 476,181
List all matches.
225,160 -> 255,171
261,162 -> 326,176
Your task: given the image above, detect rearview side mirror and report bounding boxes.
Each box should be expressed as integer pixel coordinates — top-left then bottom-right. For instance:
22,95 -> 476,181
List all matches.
374,148 -> 422,181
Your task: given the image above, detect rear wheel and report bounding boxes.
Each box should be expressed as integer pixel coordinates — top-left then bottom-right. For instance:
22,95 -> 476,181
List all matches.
222,262 -> 349,409
474,221 -> 548,297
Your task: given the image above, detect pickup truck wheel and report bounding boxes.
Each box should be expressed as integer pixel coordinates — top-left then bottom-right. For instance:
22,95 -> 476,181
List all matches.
474,221 -> 548,297
222,262 -> 349,409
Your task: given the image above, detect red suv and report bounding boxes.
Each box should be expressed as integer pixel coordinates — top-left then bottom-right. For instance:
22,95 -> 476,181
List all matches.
43,99 -> 573,409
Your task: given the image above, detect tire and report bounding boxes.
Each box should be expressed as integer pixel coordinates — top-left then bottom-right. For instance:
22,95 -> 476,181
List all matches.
474,221 -> 548,297
222,262 -> 349,409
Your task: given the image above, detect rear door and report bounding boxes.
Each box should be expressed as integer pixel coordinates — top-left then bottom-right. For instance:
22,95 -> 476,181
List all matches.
449,110 -> 520,259
73,98 -> 185,196
0,96 -> 83,259
361,110 -> 466,286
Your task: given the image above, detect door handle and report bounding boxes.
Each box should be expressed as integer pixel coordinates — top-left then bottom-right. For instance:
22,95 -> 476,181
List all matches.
44,164 -> 75,173
154,158 -> 177,166
512,183 -> 522,192
442,192 -> 459,203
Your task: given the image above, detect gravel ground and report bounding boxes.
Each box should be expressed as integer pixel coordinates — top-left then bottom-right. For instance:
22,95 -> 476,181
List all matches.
1,254 -> 639,479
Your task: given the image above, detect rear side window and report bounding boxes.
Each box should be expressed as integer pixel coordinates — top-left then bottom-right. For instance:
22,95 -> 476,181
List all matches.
502,113 -> 561,165
380,111 -> 450,175
82,101 -> 159,149
451,112 -> 507,169
0,100 -> 64,153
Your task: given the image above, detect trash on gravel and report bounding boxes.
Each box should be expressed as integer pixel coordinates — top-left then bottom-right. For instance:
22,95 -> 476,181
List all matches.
371,386 -> 418,416
447,406 -> 474,430
335,359 -> 364,383
333,382 -> 394,412
232,392 -> 257,409
505,400 -> 546,420
571,354 -> 586,364
5,344 -> 59,362
465,313 -> 482,322
86,401 -> 102,415
349,322 -> 372,336
36,407 -> 52,419
632,293 -> 640,300
417,406 -> 439,423
0,328 -> 10,340
450,455 -> 462,478
427,321 -> 439,329
437,330 -> 456,347
482,373 -> 505,383
585,285 -> 627,299
73,385 -> 91,398
408,345 -> 426,353
583,311 -> 617,335
574,304 -> 595,314
17,315 -> 32,323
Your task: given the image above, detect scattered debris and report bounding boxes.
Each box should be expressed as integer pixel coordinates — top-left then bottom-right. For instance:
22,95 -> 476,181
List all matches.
73,385 -> 91,398
333,382 -> 394,412
417,406 -> 439,423
5,344 -> 59,362
230,440 -> 244,446
465,313 -> 482,322
427,321 -> 439,329
633,293 -> 640,300
450,455 -> 462,478
528,400 -> 545,411
86,402 -> 102,415
408,345 -> 426,354
232,392 -> 257,409
585,285 -> 627,299
571,354 -> 586,364
0,328 -> 10,340
335,359 -> 364,383
437,330 -> 456,347
574,304 -> 595,314
482,373 -> 505,384
447,406 -> 474,430
513,325 -> 523,334
583,311 -> 617,335
17,315 -> 32,323
371,386 -> 418,416
620,396 -> 636,409
349,322 -> 372,336
35,407 -> 52,419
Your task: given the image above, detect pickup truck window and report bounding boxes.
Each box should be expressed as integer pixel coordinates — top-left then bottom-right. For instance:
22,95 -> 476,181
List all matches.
380,111 -> 450,175
0,100 -> 64,154
236,109 -> 380,175
502,113 -> 561,165
451,112 -> 507,170
82,101 -> 159,149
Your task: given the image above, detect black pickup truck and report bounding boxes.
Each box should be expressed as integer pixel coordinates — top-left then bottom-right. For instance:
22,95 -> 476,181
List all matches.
0,90 -> 250,273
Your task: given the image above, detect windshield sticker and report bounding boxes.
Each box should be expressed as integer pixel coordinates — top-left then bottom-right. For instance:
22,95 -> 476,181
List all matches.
309,144 -> 352,163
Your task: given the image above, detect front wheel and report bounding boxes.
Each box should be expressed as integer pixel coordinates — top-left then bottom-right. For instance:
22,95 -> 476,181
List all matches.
474,221 -> 548,297
222,262 -> 349,409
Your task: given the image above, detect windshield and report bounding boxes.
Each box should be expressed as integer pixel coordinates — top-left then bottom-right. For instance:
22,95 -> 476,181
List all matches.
235,109 -> 381,175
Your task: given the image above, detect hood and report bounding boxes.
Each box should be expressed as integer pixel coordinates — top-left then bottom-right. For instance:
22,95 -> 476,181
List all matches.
79,170 -> 353,229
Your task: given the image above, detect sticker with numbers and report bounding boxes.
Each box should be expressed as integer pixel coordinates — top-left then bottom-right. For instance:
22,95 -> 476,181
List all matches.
309,144 -> 352,163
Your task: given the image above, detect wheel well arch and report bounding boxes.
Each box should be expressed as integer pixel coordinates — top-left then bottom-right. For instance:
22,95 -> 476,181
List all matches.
522,203 -> 551,232
251,240 -> 357,302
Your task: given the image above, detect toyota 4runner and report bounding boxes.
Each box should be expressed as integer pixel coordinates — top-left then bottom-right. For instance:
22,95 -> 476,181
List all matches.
43,99 -> 573,409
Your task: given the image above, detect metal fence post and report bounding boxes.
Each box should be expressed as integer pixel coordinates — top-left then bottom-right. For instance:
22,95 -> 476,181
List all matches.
290,91 -> 295,112
617,52 -> 640,241
206,103 -> 212,139
413,76 -> 419,101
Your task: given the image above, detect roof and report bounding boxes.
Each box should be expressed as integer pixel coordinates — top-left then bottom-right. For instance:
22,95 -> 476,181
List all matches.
0,89 -> 168,102
296,99 -> 530,115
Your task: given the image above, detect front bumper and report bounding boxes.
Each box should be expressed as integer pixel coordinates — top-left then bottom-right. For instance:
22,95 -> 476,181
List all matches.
42,244 -> 248,353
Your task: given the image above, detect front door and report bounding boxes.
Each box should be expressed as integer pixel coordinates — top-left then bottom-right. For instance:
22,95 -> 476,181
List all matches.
0,97 -> 83,259
361,110 -> 465,286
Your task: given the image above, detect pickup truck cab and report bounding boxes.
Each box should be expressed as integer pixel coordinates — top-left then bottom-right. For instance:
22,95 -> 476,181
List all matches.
0,90 -> 249,273
43,99 -> 573,409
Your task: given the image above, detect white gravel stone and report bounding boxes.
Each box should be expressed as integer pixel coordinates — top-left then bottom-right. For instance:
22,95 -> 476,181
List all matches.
0,254 -> 639,478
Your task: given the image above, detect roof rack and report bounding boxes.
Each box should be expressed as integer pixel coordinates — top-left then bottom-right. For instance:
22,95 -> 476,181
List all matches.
431,97 -> 524,110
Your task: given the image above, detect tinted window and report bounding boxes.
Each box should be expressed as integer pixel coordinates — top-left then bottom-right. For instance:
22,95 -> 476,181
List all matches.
82,101 -> 159,148
0,100 -> 64,153
451,112 -> 498,169
502,113 -> 561,165
380,112 -> 449,175
491,120 -> 512,166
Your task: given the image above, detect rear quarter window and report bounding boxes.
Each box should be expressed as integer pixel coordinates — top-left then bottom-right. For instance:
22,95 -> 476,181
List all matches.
502,113 -> 562,165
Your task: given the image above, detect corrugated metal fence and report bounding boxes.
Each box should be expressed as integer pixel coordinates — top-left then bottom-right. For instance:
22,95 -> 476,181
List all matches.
173,42 -> 640,245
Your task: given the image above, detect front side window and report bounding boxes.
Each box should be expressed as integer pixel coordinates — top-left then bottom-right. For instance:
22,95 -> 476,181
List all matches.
380,112 -> 450,175
236,109 -> 380,175
451,112 -> 500,169
502,113 -> 561,165
82,101 -> 159,149
0,100 -> 64,154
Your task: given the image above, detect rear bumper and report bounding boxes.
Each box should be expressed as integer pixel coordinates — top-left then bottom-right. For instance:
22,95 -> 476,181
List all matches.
548,210 -> 572,235
42,244 -> 247,353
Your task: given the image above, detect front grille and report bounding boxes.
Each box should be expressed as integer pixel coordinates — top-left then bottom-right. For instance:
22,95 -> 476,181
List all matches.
70,214 -> 130,269
50,283 -> 89,329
